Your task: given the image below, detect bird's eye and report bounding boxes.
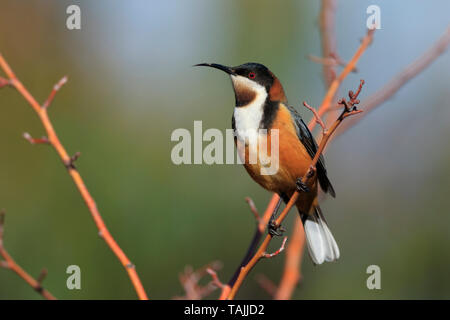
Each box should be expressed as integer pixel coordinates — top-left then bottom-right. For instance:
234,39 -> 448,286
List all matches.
248,72 -> 256,79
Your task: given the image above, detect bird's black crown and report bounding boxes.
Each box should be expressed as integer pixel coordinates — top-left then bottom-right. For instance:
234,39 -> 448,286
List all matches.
232,62 -> 275,90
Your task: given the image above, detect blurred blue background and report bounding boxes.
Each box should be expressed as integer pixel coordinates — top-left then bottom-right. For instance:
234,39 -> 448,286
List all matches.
0,0 -> 449,299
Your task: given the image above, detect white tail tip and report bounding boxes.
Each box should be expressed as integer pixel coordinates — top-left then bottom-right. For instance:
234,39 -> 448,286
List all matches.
303,207 -> 340,265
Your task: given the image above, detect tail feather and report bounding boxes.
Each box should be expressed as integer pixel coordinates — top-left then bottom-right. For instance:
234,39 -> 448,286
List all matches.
302,206 -> 339,265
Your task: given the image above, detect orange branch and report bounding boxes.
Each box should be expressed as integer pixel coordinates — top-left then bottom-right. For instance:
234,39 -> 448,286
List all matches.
273,23 -> 374,301
308,28 -> 374,131
175,261 -> 223,300
262,236 -> 287,259
274,25 -> 449,301
0,54 -> 148,300
337,26 -> 450,135
220,28 -> 375,301
318,0 -> 338,88
273,0 -> 340,300
225,87 -> 364,300
274,216 -> 305,300
0,211 -> 56,300
218,194 -> 280,299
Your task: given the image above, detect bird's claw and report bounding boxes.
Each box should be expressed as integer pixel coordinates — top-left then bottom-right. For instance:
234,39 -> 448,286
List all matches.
268,219 -> 285,236
296,178 -> 310,193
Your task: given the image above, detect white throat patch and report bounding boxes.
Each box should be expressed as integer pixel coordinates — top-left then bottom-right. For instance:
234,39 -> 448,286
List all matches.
231,75 -> 267,144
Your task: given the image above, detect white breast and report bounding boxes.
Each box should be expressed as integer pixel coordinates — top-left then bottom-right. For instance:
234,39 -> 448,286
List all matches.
232,75 -> 267,144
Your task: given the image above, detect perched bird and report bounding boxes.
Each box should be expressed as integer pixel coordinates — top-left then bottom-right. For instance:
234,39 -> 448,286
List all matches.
195,62 -> 339,264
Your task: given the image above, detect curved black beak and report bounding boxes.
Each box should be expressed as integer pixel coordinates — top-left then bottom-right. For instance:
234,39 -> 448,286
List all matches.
194,63 -> 236,75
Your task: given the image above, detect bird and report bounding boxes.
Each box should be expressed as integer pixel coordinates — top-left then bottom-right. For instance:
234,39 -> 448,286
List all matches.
195,62 -> 339,264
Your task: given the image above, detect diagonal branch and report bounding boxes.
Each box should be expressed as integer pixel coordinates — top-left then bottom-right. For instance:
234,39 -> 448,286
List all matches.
221,20 -> 375,302
308,28 -> 374,131
0,54 -> 149,300
337,26 -> 450,135
274,0 -> 340,300
303,101 -> 327,133
42,76 -> 67,109
218,195 -> 281,300
225,83 -> 365,300
273,216 -> 305,300
0,210 -> 56,300
221,13 -> 449,304
275,24 -> 450,303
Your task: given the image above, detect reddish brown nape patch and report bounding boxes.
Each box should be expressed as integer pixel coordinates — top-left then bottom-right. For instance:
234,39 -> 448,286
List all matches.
269,77 -> 287,103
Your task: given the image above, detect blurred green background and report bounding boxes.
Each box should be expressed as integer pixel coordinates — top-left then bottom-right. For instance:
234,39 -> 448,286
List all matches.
0,0 -> 449,299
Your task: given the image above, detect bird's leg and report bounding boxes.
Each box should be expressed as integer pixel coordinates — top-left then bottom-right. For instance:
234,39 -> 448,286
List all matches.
268,197 -> 285,236
296,178 -> 310,193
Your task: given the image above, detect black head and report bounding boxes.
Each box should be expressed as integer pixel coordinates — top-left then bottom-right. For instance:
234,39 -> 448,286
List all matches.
232,62 -> 275,91
195,62 -> 275,91
195,62 -> 287,106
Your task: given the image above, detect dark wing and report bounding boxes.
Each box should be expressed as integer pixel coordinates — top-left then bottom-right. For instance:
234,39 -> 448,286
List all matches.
285,104 -> 336,197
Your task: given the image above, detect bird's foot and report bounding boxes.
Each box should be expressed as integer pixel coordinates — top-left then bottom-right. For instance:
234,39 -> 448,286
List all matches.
268,219 -> 285,237
296,178 -> 310,193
